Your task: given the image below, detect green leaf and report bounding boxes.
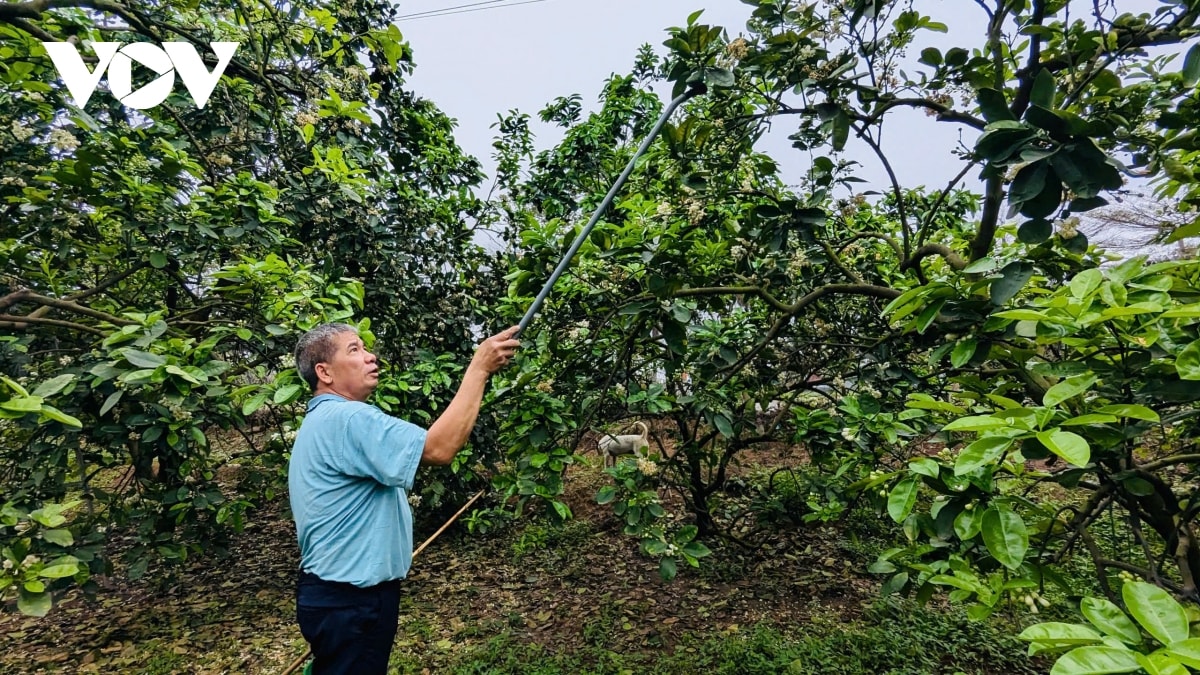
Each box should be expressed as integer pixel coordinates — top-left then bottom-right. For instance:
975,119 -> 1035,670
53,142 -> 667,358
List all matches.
982,504 -> 1028,570
880,571 -> 909,596
99,390 -> 123,417
1095,404 -> 1159,422
1139,652 -> 1190,675
659,557 -> 678,581
1,396 -> 44,413
39,404 -> 83,428
1123,581 -> 1189,646
1017,621 -> 1102,647
943,415 -> 1007,431
1081,597 -> 1142,645
963,256 -> 999,274
977,88 -> 1016,123
18,589 -> 51,617
991,262 -> 1035,306
954,507 -> 983,540
887,477 -> 919,523
122,349 -> 166,369
1,375 -> 30,397
1177,340 -> 1200,380
1037,429 -> 1091,466
1031,69 -> 1057,108
1182,43 -> 1200,87
1010,162 -> 1048,207
38,557 -> 80,579
32,374 -> 75,398
955,435 -> 1013,475
993,309 -> 1050,321
1044,373 -> 1098,407
1060,414 -> 1118,426
1165,638 -> 1200,669
273,383 -> 303,405
1166,218 -> 1200,244
1161,303 -> 1200,318
149,251 -> 169,269
908,457 -> 939,478
712,413 -> 733,438
596,485 -> 617,505
1049,646 -> 1141,675
951,338 -> 978,368
242,392 -> 268,417
1070,269 -> 1104,300
1018,218 -> 1053,244
705,67 -> 735,88
831,109 -> 850,152
41,528 -> 74,547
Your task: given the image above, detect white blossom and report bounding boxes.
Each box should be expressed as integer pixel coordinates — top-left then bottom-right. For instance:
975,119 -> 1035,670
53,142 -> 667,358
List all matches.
637,457 -> 659,476
49,128 -> 79,151
10,120 -> 34,142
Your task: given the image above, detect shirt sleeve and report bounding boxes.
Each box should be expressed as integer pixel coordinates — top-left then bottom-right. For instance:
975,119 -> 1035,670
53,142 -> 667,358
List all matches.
341,403 -> 426,490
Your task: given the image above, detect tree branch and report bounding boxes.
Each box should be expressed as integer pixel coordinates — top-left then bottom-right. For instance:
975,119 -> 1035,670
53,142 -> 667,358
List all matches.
670,285 -> 793,313
853,122 -> 911,258
1137,454 -> 1200,474
860,97 -> 986,130
821,241 -> 864,284
1,288 -> 137,326
0,314 -> 107,335
838,231 -> 904,260
917,162 -> 976,248
1009,0 -> 1047,118
717,283 -> 902,384
970,175 -> 1005,261
902,243 -> 968,272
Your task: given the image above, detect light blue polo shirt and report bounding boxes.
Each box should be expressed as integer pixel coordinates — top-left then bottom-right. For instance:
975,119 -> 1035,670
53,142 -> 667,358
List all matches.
288,393 -> 426,588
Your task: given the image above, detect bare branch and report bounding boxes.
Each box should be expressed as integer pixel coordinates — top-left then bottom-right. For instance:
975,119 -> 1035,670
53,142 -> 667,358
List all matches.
1,288 -> 137,326
853,122 -> 911,258
860,97 -> 986,130
0,314 -> 107,335
902,243 -> 968,272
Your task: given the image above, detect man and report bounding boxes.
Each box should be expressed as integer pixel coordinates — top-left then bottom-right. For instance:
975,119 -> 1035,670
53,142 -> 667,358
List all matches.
288,322 -> 519,674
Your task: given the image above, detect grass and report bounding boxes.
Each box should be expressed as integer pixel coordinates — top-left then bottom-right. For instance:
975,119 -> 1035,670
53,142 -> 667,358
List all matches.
406,600 -> 1042,675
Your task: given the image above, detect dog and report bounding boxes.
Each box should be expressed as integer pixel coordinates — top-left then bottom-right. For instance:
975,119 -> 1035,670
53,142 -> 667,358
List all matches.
596,421 -> 649,468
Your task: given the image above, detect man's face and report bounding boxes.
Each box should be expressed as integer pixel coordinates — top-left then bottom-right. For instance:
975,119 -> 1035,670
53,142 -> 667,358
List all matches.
316,331 -> 379,402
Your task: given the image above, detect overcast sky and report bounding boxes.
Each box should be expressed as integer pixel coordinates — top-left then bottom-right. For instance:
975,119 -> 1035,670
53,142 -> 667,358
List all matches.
399,0 -> 1171,206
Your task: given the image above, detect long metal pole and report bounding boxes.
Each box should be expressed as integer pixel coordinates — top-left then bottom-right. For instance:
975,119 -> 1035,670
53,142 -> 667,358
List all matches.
285,83 -> 705,675
516,83 -> 707,336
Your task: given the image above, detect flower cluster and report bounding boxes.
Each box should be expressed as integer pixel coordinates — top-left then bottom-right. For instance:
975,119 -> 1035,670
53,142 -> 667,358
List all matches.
636,457 -> 659,476
49,128 -> 79,152
10,120 -> 34,142
166,401 -> 193,422
726,37 -> 750,61
1056,215 -> 1080,239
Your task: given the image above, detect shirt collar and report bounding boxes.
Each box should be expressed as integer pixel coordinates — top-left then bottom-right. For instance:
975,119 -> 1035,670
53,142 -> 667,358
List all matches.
307,393 -> 350,412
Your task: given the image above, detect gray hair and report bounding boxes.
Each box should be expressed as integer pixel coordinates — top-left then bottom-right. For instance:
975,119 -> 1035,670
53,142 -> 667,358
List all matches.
294,322 -> 358,390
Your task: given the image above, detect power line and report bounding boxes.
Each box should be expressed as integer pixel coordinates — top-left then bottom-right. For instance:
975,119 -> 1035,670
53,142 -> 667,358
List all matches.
396,0 -> 509,20
397,0 -> 556,21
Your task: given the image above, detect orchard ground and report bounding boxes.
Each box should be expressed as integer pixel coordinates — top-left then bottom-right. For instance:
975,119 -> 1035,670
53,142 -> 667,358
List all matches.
0,431 -> 1049,674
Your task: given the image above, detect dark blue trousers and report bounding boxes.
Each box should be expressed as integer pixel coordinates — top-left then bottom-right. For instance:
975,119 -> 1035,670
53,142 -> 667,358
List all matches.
296,571 -> 402,675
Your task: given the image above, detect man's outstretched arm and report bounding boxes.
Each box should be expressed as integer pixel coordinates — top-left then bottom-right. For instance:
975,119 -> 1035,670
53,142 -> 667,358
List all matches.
421,326 -> 520,465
